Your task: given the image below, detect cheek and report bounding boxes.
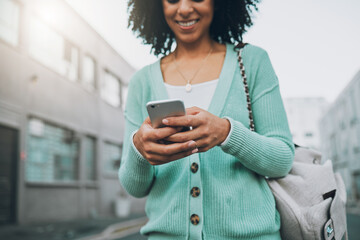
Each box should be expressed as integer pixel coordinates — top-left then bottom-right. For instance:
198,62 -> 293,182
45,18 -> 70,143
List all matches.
200,5 -> 214,24
164,15 -> 175,31
162,5 -> 176,24
202,13 -> 214,29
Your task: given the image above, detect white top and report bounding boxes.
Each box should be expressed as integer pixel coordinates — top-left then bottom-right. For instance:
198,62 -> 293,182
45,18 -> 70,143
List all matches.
164,79 -> 219,110
164,79 -> 232,146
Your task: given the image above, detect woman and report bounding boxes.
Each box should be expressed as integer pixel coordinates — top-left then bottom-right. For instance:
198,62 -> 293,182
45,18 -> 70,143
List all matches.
119,0 -> 295,239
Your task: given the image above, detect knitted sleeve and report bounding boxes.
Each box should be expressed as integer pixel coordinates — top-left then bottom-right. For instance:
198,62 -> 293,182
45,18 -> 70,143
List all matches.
221,46 -> 295,178
118,68 -> 155,198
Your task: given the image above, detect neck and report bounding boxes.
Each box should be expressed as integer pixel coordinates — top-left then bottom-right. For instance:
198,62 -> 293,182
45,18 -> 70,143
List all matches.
174,37 -> 214,59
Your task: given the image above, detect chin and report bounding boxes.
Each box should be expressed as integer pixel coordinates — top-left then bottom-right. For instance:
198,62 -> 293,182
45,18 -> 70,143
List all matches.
176,34 -> 204,44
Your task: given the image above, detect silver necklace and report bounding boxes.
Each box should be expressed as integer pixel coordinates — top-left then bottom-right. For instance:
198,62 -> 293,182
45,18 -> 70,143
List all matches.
173,46 -> 213,92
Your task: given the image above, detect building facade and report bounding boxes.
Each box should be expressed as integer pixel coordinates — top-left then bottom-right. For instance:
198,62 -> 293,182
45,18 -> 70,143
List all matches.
0,0 -> 145,224
319,70 -> 360,207
283,97 -> 329,150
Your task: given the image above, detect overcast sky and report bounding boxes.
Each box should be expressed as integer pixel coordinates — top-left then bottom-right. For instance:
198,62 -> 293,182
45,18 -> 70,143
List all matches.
66,0 -> 360,103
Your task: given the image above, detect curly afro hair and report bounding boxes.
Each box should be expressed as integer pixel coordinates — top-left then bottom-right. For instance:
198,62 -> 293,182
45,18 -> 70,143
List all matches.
127,0 -> 260,56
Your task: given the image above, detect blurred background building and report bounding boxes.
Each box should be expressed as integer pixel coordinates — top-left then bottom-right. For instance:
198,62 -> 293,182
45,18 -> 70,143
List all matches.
283,71 -> 360,212
284,97 -> 329,150
0,0 -> 145,225
1,0 -> 359,232
319,70 -> 360,209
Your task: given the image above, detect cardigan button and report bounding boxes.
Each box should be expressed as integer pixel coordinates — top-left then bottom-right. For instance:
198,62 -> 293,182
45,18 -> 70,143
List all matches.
190,162 -> 198,173
190,214 -> 200,225
190,187 -> 200,197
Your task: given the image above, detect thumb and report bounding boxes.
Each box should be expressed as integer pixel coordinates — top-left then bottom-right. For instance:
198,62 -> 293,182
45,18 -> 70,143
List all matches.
144,117 -> 151,123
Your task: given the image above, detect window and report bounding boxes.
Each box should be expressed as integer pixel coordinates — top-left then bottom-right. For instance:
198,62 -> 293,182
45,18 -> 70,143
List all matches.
350,117 -> 358,127
64,40 -> 79,81
103,142 -> 122,174
82,55 -> 96,91
84,136 -> 96,181
357,125 -> 360,154
354,172 -> 360,200
121,84 -> 128,111
26,118 -> 79,183
354,146 -> 360,154
101,71 -> 121,107
29,17 -> 78,81
352,125 -> 360,154
338,100 -> 346,130
304,132 -> 313,137
329,133 -> 338,162
0,0 -> 19,46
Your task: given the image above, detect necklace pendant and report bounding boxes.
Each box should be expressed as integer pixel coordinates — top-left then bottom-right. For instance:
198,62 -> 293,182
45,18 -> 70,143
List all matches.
185,83 -> 192,92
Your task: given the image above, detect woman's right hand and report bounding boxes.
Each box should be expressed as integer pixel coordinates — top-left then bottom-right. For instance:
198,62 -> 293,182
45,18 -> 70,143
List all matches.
133,117 -> 198,165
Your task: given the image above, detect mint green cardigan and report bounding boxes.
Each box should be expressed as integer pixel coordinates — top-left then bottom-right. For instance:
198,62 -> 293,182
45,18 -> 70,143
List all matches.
119,44 -> 294,240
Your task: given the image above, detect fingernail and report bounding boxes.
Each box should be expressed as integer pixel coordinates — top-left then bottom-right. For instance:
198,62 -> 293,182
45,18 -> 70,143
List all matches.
188,141 -> 195,147
192,148 -> 198,154
162,119 -> 169,124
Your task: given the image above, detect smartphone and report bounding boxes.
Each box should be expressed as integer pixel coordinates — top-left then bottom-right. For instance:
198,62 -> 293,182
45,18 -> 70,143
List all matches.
146,99 -> 187,128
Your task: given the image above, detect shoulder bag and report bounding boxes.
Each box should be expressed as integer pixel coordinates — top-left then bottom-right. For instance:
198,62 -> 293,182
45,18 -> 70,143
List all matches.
236,43 -> 348,240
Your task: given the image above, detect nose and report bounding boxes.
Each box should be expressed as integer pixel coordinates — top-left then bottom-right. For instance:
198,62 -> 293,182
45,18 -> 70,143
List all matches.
177,0 -> 194,18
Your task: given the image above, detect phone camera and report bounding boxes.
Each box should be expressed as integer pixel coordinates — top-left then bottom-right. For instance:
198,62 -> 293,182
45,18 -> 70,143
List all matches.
151,105 -> 155,108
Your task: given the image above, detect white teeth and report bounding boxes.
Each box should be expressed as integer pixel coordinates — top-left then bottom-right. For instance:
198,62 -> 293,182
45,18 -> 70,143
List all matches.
178,20 -> 198,27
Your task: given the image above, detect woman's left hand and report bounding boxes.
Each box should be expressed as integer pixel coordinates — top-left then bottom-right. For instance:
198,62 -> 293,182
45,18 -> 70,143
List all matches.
162,107 -> 231,152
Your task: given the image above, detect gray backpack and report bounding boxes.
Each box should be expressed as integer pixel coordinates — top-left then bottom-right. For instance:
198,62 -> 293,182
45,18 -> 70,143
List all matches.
237,44 -> 348,240
267,146 -> 347,240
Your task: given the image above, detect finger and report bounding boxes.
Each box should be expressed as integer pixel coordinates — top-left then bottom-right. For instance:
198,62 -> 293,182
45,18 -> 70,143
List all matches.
146,148 -> 199,165
144,117 -> 152,124
186,106 -> 202,115
147,140 -> 197,156
191,138 -> 217,153
145,126 -> 182,141
164,130 -> 197,143
162,115 -> 201,128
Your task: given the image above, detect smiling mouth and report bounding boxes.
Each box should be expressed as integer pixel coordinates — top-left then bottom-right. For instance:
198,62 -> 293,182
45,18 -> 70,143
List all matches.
176,19 -> 199,27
